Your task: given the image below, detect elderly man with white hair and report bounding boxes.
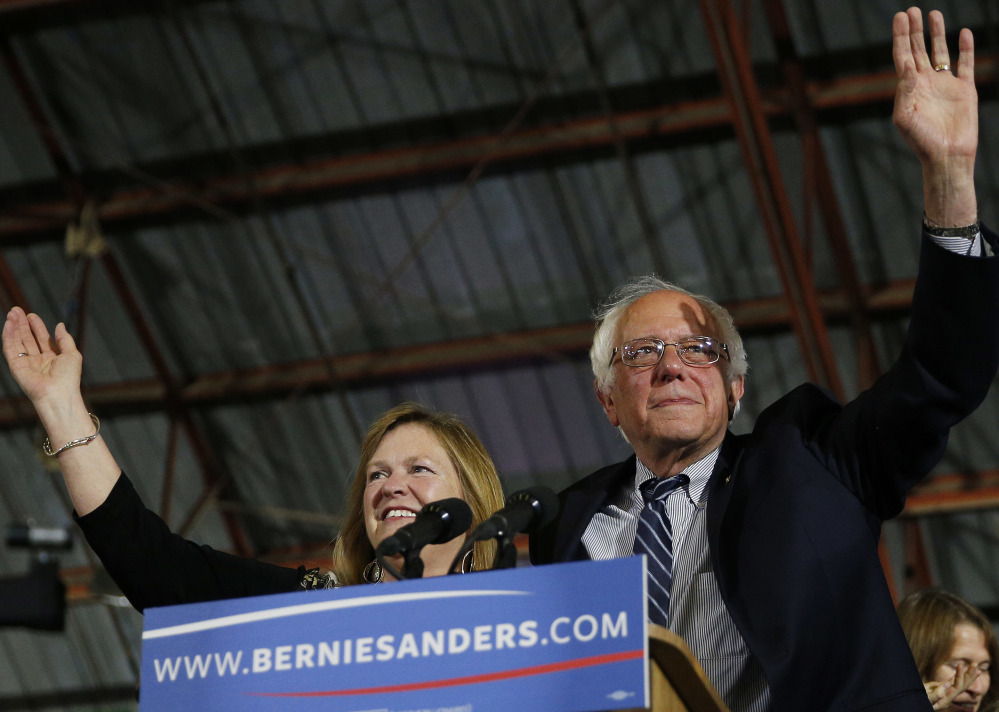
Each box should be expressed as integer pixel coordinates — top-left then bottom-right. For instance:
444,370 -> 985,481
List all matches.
531,8 -> 998,712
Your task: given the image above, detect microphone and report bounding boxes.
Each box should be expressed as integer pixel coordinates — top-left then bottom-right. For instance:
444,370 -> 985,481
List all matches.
470,486 -> 559,541
375,498 -> 473,558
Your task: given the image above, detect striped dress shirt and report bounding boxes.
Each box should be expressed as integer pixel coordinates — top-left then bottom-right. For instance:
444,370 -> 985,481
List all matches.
581,449 -> 769,711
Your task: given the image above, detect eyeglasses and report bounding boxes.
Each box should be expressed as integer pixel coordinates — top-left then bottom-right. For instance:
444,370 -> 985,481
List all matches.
609,336 -> 730,368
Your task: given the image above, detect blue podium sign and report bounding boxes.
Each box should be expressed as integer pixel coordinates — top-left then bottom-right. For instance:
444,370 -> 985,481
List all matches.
139,557 -> 648,712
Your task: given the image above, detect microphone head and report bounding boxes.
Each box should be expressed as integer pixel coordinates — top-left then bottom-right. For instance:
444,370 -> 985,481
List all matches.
506,485 -> 559,532
375,498 -> 474,558
422,497 -> 474,544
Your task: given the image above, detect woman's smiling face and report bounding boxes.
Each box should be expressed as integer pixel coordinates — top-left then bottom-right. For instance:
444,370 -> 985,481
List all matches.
362,422 -> 466,554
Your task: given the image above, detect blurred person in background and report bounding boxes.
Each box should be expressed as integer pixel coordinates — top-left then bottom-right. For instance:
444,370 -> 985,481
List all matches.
898,588 -> 997,712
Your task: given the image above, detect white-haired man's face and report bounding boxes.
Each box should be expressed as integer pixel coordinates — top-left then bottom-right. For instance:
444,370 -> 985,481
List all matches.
596,290 -> 743,470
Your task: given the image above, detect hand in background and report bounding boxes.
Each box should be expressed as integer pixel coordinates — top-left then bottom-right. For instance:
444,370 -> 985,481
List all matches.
924,662 -> 981,710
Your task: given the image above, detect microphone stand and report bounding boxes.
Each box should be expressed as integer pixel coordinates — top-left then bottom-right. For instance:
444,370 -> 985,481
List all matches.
492,533 -> 518,570
448,538 -> 475,575
449,530 -> 519,573
401,549 -> 425,579
376,545 -> 427,581
375,551 -> 407,582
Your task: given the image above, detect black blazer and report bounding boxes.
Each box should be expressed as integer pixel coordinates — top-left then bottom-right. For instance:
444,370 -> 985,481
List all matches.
531,230 -> 999,712
77,473 -> 305,610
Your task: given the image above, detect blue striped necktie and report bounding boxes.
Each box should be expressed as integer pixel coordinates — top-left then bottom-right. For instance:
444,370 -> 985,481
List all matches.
633,474 -> 689,627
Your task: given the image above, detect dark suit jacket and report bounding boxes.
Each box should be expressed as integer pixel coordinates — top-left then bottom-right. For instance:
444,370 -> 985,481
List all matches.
531,230 -> 999,712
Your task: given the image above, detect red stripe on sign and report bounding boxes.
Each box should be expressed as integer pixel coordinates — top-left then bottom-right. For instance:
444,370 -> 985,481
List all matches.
247,649 -> 643,698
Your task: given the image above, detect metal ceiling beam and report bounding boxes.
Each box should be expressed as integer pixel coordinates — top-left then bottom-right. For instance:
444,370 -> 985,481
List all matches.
901,519 -> 934,595
0,35 -> 52,315
2,55 -> 996,243
0,255 -> 27,313
700,0 -> 842,398
762,0 -> 882,390
0,31 -> 255,560
98,251 -> 253,557
567,0 -> 669,276
0,0 -> 101,10
903,469 -> 999,516
0,276 -> 918,426
0,36 -> 86,209
0,93 -> 734,239
0,0 -> 219,34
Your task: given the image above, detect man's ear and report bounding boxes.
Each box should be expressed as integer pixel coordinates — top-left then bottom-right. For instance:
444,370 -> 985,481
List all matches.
727,375 -> 745,420
594,379 -> 620,427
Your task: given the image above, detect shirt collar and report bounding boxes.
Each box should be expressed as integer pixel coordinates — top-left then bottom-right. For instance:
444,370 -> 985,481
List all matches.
634,447 -> 719,505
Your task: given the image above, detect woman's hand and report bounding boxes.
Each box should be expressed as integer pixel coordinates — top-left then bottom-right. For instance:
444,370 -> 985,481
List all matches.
924,662 -> 981,710
4,306 -> 120,515
2,307 -> 83,409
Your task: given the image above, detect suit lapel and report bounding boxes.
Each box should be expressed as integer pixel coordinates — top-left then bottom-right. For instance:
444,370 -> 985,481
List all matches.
706,431 -> 743,539
556,456 -> 636,561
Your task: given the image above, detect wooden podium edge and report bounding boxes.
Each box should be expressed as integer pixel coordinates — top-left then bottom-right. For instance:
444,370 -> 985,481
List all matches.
624,624 -> 730,712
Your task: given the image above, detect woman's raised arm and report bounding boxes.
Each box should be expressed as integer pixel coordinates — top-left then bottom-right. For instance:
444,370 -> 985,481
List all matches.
3,307 -> 121,515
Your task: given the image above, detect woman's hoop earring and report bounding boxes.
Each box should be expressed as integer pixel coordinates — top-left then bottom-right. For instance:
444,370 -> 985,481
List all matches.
460,550 -> 474,574
363,560 -> 383,583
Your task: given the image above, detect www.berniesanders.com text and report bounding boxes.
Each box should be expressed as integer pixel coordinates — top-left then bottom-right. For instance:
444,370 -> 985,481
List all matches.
152,611 -> 630,683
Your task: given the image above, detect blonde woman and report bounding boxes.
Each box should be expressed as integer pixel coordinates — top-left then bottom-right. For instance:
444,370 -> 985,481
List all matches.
3,307 -> 505,609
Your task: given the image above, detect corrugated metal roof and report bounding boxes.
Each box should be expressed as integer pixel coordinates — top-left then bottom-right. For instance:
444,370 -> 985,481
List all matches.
2,0 -> 999,708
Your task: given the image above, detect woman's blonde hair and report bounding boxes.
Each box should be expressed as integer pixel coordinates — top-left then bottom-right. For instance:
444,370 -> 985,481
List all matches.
330,403 -> 504,585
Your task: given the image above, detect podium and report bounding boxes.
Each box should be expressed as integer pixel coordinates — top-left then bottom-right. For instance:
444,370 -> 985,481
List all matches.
623,625 -> 729,712
138,558 -> 728,712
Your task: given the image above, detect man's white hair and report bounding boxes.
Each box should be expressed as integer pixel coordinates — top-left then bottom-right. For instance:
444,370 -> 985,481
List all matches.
590,275 -> 749,409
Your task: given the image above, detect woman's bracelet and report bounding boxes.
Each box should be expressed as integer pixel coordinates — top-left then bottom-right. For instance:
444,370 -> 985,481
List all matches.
43,414 -> 101,457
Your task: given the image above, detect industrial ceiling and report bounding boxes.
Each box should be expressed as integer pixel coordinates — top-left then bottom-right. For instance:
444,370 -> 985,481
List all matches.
1,0 -> 998,709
